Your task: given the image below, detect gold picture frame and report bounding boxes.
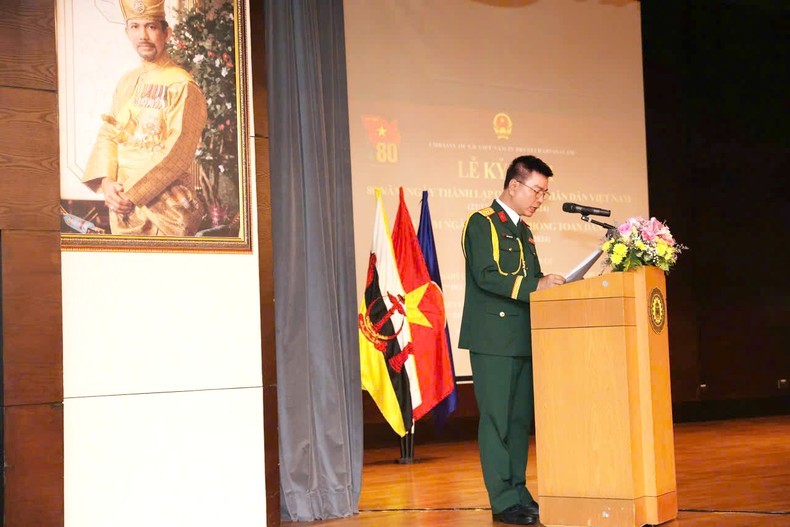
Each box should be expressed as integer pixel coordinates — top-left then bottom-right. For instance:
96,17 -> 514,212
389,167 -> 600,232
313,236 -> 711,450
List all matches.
57,0 -> 251,252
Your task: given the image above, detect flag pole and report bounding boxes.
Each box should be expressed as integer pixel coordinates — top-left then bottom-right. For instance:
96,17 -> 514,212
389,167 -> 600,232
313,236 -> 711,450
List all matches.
396,421 -> 416,464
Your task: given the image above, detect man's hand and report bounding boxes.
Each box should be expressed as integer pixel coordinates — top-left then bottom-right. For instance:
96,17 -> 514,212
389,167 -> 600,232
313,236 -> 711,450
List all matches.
101,177 -> 134,215
537,274 -> 566,291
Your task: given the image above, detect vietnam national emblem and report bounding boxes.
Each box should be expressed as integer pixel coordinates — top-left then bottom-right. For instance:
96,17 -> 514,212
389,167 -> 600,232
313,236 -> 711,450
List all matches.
493,112 -> 513,140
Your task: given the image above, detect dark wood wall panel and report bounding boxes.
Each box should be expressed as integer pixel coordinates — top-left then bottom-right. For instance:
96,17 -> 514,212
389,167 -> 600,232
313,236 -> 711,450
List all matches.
1,231 -> 62,406
0,86 -> 60,231
249,0 -> 269,141
0,0 -> 57,91
2,404 -> 64,527
255,135 -> 279,526
1,1 -> 63,525
250,2 -> 279,522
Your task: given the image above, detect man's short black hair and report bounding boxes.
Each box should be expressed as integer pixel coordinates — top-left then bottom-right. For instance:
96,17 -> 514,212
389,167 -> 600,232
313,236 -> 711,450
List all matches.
504,155 -> 553,189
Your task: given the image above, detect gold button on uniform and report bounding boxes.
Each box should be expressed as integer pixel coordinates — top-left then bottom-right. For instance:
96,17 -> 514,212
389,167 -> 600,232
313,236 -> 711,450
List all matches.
499,311 -> 505,318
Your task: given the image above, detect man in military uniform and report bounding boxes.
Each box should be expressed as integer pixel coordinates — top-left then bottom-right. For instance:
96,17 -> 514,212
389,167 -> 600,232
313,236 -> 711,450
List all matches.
459,155 -> 566,525
82,0 -> 207,236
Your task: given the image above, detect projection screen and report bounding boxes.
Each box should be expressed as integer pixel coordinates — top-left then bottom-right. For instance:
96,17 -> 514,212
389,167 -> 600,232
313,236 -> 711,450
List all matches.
345,0 -> 649,377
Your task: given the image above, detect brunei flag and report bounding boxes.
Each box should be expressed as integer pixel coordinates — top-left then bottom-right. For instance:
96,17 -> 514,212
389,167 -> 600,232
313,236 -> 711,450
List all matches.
391,188 -> 455,422
359,189 -> 422,437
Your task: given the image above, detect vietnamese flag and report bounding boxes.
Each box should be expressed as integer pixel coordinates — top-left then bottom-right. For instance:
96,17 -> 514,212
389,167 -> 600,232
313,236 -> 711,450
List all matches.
361,114 -> 401,145
391,188 -> 455,421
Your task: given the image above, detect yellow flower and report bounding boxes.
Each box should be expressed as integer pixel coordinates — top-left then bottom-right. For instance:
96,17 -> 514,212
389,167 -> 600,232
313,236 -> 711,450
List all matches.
656,241 -> 668,257
602,240 -> 612,252
611,243 -> 628,264
635,240 -> 647,251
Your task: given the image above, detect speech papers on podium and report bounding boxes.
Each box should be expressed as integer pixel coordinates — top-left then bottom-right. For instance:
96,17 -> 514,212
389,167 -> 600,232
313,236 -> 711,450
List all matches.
564,249 -> 603,282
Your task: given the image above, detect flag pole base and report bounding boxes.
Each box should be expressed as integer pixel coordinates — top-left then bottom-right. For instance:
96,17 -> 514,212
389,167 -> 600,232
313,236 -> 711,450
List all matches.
395,428 -> 416,464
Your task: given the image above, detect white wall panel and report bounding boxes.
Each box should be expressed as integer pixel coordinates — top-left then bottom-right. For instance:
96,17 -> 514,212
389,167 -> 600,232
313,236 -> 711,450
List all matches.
62,251 -> 263,398
65,388 -> 266,527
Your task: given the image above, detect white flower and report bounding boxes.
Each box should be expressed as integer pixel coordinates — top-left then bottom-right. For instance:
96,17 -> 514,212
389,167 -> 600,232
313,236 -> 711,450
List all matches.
221,67 -> 228,77
226,102 -> 232,109
193,54 -> 204,63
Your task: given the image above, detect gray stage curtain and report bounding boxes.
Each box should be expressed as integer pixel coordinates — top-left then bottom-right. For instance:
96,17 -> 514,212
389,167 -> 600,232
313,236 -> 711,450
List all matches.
265,0 -> 363,522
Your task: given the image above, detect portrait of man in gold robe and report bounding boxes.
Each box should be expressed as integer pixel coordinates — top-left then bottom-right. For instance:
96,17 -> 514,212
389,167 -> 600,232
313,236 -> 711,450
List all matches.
58,0 -> 249,250
83,0 -> 208,237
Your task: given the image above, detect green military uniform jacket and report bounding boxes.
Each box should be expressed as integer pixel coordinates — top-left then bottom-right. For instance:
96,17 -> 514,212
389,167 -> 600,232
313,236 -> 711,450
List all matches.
459,200 -> 544,356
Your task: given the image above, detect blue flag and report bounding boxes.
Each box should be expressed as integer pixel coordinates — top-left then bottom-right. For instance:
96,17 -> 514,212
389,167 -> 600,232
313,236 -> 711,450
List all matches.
416,191 -> 458,428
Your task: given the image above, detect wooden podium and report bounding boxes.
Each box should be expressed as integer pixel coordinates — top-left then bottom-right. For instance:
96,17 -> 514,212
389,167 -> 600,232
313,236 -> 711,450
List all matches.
530,266 -> 677,527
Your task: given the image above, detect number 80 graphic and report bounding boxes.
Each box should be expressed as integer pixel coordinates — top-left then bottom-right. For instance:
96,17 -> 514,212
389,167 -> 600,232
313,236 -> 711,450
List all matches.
375,142 -> 399,163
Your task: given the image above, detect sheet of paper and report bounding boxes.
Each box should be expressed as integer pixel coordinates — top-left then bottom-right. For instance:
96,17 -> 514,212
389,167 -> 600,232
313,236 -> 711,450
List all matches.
564,249 -> 603,282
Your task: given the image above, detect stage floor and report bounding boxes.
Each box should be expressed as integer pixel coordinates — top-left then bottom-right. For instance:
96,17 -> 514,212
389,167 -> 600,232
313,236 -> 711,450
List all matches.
304,416 -> 790,526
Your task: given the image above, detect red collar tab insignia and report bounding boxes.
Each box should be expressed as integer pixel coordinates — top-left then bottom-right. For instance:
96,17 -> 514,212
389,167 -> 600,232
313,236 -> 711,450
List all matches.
497,211 -> 508,223
528,237 -> 535,245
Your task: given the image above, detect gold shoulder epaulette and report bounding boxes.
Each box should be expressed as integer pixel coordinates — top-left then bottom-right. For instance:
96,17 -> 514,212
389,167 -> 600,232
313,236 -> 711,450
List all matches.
477,207 -> 496,217
462,206 -> 495,257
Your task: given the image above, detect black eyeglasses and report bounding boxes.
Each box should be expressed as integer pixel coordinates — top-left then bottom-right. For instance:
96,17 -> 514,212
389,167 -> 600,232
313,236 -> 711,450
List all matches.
515,180 -> 550,200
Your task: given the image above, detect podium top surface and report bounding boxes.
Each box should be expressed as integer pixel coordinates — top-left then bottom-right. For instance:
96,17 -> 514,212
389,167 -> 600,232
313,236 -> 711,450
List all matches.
530,269 -> 656,302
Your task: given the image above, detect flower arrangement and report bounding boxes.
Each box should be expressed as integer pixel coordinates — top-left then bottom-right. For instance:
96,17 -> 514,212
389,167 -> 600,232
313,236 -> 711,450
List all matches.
602,217 -> 685,272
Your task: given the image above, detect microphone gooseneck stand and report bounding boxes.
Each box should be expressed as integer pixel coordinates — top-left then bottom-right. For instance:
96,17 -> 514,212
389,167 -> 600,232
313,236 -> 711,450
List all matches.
580,215 -> 617,235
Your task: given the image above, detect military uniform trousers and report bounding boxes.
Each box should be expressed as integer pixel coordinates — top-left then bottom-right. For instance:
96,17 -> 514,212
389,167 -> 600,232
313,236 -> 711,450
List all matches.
470,351 -> 535,514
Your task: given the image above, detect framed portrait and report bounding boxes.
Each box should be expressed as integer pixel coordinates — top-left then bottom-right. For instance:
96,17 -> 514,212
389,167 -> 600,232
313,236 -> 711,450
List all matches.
57,0 -> 251,252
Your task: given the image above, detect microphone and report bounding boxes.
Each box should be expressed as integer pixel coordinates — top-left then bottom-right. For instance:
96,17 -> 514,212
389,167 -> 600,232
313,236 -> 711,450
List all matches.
562,202 -> 611,217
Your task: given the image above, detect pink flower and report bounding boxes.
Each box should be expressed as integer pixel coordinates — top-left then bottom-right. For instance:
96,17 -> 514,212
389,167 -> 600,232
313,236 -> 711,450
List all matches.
655,221 -> 675,245
640,217 -> 663,242
618,221 -> 635,237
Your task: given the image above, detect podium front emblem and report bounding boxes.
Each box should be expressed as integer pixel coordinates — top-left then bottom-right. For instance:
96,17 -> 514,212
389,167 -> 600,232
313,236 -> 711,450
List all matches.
648,288 -> 666,334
